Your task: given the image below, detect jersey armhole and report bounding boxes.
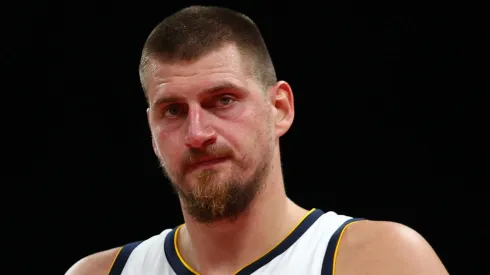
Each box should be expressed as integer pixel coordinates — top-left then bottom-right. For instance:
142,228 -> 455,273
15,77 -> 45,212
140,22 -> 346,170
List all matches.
108,241 -> 143,275
320,218 -> 364,275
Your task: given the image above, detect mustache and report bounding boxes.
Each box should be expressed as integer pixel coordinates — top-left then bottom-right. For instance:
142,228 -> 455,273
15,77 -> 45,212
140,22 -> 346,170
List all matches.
182,144 -> 234,168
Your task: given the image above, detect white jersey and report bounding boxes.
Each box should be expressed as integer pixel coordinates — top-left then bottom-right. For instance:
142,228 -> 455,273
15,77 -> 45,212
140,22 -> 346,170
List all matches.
109,209 -> 362,275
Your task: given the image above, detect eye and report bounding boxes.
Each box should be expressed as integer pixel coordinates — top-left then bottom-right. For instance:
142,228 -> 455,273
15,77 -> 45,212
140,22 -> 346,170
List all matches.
217,95 -> 236,107
164,104 -> 184,117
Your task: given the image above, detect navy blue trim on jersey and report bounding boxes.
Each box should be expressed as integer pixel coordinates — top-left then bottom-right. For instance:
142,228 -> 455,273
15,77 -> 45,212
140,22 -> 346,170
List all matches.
320,218 -> 364,275
164,228 -> 195,275
236,209 -> 324,275
164,209 -> 325,275
109,241 -> 143,275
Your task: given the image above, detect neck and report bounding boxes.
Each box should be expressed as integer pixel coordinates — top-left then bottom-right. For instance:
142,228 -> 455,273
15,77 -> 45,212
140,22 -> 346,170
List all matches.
177,158 -> 308,274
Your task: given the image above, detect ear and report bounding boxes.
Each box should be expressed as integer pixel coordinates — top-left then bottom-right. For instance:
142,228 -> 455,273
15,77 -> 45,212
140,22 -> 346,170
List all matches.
147,108 -> 160,158
268,81 -> 295,137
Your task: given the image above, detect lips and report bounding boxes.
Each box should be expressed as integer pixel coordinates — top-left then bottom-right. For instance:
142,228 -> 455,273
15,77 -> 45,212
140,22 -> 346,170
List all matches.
188,156 -> 229,170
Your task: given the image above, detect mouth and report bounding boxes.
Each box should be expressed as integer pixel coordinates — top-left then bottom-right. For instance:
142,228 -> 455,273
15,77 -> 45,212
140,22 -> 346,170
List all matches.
188,157 -> 229,171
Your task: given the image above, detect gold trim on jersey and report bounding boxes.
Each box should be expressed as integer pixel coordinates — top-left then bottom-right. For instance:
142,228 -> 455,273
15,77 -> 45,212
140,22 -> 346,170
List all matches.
107,246 -> 123,275
173,208 -> 317,275
332,220 -> 363,275
174,225 -> 200,274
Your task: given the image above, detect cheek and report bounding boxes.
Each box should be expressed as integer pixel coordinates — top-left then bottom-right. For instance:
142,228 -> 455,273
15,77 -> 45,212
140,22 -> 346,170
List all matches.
154,127 -> 184,167
222,110 -> 269,154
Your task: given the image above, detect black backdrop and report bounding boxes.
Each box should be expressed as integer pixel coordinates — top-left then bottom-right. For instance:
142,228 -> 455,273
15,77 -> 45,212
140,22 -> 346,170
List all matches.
4,1 -> 485,274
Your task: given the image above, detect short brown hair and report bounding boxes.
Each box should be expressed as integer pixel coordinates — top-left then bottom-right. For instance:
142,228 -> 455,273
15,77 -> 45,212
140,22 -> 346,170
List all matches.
138,5 -> 277,98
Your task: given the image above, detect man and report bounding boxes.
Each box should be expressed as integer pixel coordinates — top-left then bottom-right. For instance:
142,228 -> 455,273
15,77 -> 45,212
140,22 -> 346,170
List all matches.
65,5 -> 449,275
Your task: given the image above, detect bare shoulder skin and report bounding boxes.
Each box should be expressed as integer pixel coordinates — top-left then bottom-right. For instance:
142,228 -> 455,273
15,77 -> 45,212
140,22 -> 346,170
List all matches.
335,220 -> 449,275
65,247 -> 121,275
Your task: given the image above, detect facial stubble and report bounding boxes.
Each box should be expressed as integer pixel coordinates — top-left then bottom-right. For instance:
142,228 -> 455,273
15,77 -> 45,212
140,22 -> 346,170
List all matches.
159,124 -> 274,223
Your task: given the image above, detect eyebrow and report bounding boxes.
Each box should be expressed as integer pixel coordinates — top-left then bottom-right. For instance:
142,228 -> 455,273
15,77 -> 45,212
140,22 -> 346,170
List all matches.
151,82 -> 246,107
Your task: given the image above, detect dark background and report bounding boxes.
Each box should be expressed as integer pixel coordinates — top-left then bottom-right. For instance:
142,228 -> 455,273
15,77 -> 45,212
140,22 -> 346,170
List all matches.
4,1 -> 485,274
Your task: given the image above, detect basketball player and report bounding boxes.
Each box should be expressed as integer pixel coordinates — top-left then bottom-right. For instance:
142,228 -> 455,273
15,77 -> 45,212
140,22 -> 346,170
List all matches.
65,5 -> 449,275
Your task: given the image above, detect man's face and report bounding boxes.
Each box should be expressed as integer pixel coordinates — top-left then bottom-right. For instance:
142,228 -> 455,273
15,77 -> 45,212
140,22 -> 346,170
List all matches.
145,44 -> 276,222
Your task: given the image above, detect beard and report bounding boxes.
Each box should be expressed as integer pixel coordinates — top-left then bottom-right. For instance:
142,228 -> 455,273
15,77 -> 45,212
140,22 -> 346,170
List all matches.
178,155 -> 269,223
158,128 -> 274,223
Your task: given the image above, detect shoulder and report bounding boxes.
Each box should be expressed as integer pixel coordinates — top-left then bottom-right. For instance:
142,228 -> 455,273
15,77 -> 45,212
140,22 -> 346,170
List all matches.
65,247 -> 122,275
334,220 -> 449,275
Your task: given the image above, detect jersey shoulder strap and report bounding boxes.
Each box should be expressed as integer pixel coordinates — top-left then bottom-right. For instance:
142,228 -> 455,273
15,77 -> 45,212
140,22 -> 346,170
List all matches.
321,217 -> 364,275
108,241 -> 143,275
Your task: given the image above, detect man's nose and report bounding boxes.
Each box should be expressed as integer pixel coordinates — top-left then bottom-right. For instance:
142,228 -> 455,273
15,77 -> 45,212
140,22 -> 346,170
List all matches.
184,107 -> 217,149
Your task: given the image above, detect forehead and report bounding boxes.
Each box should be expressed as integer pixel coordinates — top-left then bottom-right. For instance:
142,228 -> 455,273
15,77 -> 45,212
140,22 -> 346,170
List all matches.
145,44 -> 255,102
